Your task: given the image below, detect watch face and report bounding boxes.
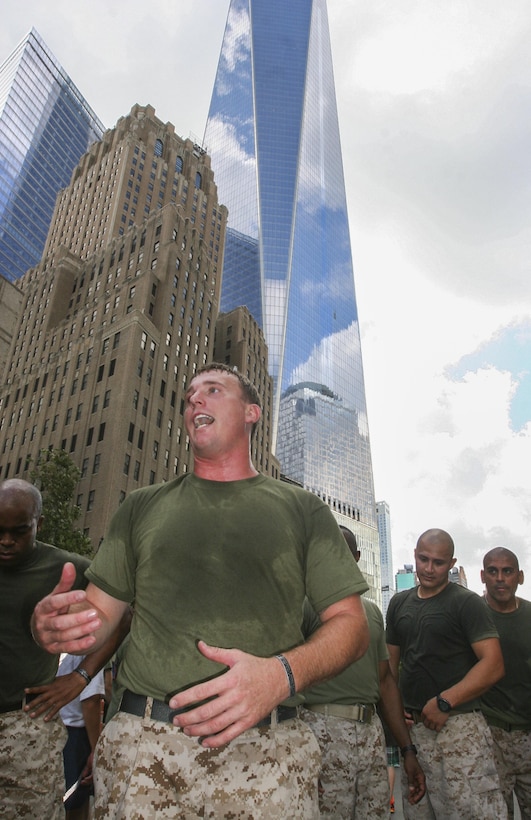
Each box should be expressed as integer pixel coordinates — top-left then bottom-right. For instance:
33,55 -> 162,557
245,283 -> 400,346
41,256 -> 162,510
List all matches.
437,696 -> 451,712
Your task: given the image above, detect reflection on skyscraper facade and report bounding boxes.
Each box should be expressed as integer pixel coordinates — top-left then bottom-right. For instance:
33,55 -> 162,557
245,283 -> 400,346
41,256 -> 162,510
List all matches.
205,0 -> 380,599
0,29 -> 104,282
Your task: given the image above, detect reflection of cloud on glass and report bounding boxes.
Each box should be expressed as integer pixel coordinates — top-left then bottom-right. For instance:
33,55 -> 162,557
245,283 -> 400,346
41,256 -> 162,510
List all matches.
288,322 -> 369,435
294,3 -> 348,215
207,116 -> 257,236
216,1 -> 251,94
299,257 -> 355,303
264,277 -> 287,375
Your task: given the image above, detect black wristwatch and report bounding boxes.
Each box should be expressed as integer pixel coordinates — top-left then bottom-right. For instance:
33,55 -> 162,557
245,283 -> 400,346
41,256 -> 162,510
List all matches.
436,694 -> 452,713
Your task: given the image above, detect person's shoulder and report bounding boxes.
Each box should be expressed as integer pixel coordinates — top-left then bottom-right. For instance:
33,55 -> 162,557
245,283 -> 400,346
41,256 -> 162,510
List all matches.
128,474 -> 188,502
446,583 -> 482,603
363,597 -> 382,617
389,587 -> 416,606
363,597 -> 385,629
35,540 -> 90,570
256,475 -> 324,506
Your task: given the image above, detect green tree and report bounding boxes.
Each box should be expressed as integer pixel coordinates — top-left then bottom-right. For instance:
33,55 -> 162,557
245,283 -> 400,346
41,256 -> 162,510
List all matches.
30,449 -> 93,556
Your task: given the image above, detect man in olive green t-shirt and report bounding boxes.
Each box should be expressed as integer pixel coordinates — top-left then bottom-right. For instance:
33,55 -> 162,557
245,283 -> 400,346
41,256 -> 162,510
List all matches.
32,364 -> 370,818
480,547 -> 531,818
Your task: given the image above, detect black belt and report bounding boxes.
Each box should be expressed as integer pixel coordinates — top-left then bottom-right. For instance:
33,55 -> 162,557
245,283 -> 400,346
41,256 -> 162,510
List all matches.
119,689 -> 299,728
0,693 -> 38,714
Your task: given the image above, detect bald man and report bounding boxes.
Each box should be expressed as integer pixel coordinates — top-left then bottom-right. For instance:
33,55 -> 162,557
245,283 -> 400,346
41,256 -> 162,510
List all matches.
0,479 -> 91,819
386,528 -> 507,819
480,547 -> 531,819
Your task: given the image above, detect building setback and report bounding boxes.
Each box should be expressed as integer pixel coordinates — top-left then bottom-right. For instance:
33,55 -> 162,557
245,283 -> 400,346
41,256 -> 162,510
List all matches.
0,104 -> 237,547
376,500 -> 395,617
0,29 -> 104,283
213,305 -> 279,479
205,0 -> 380,600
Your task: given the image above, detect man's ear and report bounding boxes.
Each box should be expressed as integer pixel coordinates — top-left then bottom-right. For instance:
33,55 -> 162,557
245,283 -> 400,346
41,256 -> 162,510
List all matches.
245,404 -> 261,425
36,515 -> 44,533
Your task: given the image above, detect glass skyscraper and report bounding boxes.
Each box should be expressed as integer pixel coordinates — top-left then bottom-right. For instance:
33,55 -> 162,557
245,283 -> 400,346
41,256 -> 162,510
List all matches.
205,0 -> 379,586
0,29 -> 104,282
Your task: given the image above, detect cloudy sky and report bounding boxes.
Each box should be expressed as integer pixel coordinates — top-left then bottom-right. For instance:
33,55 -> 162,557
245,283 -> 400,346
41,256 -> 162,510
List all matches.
3,1 -> 531,598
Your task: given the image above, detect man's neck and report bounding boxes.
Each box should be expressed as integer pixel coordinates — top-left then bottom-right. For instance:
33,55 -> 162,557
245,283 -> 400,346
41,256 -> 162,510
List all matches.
485,594 -> 519,614
192,454 -> 258,482
417,582 -> 449,599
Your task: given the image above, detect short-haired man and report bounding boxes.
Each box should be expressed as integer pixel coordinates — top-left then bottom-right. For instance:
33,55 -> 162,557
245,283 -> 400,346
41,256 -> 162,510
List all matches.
302,526 -> 425,818
0,479 -> 91,818
32,363 -> 369,818
386,528 -> 507,818
480,547 -> 531,818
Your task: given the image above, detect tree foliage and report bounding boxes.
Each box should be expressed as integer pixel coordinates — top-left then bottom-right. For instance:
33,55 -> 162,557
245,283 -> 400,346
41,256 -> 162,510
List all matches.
30,449 -> 93,557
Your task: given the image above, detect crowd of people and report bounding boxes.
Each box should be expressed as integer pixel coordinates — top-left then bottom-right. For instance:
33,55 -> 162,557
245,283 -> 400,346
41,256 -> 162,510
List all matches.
0,362 -> 529,819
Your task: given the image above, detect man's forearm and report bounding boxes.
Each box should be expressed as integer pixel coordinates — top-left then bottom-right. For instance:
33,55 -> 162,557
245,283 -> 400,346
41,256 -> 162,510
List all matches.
81,695 -> 103,750
378,670 -> 414,749
79,606 -> 132,679
441,657 -> 504,709
283,597 -> 368,693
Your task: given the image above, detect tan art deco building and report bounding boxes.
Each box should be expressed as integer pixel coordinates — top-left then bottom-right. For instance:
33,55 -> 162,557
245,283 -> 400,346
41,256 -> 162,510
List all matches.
0,104 -> 275,547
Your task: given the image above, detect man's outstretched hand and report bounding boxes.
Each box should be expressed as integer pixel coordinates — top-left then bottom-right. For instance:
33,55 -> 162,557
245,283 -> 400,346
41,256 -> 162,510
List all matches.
31,563 -> 101,655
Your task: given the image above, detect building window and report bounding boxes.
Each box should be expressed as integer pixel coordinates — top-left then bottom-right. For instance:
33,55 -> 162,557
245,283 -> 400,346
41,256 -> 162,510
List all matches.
175,156 -> 183,174
154,139 -> 163,157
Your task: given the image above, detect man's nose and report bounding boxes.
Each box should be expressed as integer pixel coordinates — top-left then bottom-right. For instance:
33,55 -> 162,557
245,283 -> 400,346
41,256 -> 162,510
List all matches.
188,390 -> 203,406
0,531 -> 15,546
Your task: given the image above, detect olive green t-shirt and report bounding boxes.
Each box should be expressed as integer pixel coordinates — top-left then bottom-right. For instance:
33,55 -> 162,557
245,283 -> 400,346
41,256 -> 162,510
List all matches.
386,582 -> 498,711
0,542 -> 90,706
87,473 -> 368,702
302,597 -> 387,706
479,598 -> 531,726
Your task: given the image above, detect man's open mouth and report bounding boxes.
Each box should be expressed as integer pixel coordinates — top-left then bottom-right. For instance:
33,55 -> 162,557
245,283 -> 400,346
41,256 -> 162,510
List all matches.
194,414 -> 214,429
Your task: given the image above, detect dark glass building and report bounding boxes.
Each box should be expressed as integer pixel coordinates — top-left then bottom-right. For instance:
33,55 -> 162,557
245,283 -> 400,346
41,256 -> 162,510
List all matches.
205,0 -> 380,594
0,29 -> 104,282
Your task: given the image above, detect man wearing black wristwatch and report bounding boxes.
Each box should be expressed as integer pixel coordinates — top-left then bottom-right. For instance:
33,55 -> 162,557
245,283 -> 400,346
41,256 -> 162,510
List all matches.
386,528 -> 508,819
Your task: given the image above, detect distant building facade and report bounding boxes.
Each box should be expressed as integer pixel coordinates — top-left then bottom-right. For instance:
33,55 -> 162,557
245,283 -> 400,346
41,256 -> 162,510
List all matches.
213,305 -> 278,478
0,105 -> 235,547
0,275 -> 22,378
449,565 -> 468,587
376,500 -> 394,616
396,564 -> 417,591
0,29 -> 104,282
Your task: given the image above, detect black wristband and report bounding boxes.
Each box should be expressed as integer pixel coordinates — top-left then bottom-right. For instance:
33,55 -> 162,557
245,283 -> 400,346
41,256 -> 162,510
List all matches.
400,744 -> 417,757
275,654 -> 296,698
74,667 -> 92,686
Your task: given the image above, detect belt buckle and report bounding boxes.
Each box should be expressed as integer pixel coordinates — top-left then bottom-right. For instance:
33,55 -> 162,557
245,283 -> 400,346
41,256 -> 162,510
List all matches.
358,705 -> 370,723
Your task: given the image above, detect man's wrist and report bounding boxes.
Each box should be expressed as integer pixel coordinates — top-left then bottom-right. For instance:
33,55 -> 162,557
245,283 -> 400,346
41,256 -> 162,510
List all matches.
436,694 -> 452,713
74,667 -> 92,687
274,654 -> 296,698
400,744 -> 418,757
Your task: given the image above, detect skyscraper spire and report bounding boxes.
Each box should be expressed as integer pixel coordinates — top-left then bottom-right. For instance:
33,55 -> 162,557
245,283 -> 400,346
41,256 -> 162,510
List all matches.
205,0 -> 379,585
